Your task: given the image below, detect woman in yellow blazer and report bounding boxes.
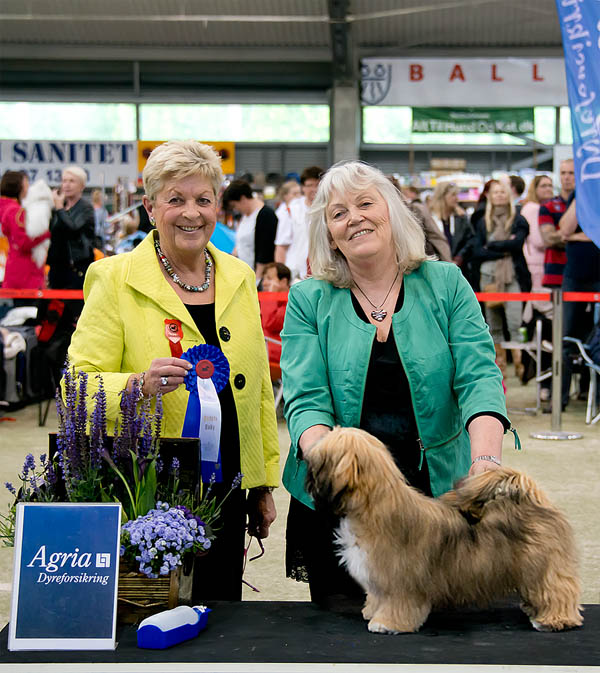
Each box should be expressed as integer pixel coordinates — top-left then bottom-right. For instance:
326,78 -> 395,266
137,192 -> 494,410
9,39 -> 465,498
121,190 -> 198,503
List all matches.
68,140 -> 279,601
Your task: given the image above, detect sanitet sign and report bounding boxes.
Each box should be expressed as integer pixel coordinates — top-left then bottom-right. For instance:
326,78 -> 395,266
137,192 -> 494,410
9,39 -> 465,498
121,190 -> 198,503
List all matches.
412,108 -> 534,134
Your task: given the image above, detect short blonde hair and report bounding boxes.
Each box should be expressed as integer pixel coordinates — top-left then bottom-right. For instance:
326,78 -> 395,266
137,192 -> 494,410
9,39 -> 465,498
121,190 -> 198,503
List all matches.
524,174 -> 553,205
62,165 -> 87,187
309,161 -> 428,288
143,140 -> 224,202
278,179 -> 300,202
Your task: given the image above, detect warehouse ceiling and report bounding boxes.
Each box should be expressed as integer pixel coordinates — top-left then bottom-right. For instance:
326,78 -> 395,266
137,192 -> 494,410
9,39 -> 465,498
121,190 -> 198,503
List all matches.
0,0 -> 564,99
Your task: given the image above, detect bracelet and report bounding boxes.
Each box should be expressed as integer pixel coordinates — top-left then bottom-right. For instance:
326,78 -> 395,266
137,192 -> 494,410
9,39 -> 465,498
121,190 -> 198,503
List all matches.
137,371 -> 147,401
251,486 -> 274,494
471,455 -> 501,466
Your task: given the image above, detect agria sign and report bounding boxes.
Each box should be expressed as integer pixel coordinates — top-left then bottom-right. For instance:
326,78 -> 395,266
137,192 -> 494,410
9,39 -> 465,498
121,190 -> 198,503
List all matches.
27,545 -> 112,586
9,503 -> 121,651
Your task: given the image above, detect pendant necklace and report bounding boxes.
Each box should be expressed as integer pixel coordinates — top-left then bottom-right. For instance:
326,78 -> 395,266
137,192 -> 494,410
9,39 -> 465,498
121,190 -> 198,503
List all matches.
154,239 -> 212,292
353,270 -> 399,322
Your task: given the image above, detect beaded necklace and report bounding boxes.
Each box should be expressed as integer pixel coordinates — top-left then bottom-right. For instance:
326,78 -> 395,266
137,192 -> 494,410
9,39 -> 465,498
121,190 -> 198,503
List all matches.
154,239 -> 212,292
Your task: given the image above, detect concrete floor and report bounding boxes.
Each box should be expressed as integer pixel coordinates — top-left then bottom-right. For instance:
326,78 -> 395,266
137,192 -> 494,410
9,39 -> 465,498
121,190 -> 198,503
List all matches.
0,374 -> 598,629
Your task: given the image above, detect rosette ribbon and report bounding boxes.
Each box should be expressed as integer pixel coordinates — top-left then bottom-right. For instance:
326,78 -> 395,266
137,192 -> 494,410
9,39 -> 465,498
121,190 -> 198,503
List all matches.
181,344 -> 230,483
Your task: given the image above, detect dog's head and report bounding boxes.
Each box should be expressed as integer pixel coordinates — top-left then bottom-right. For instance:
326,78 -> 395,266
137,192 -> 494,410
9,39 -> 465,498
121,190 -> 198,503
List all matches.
22,179 -> 54,208
304,426 -> 403,515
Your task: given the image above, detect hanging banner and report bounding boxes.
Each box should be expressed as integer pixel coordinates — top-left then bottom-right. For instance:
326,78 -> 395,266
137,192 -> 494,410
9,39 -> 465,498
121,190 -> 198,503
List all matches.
361,58 -> 567,107
138,141 -> 236,176
0,140 -> 137,188
412,108 -> 534,134
555,0 -> 600,247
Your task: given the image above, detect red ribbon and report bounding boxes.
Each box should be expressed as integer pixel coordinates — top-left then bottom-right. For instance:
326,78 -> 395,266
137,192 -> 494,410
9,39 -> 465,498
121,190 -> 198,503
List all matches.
164,319 -> 183,358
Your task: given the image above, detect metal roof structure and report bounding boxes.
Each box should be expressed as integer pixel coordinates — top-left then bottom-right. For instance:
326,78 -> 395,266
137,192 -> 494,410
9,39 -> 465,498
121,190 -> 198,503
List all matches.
0,0 -> 564,100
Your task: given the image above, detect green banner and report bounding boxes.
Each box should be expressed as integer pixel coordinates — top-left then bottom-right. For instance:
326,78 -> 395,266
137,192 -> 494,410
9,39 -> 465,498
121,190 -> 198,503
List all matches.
412,108 -> 534,134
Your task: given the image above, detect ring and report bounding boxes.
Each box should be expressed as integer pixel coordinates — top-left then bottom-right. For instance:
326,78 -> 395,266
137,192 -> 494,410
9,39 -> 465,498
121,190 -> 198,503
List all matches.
160,376 -> 168,386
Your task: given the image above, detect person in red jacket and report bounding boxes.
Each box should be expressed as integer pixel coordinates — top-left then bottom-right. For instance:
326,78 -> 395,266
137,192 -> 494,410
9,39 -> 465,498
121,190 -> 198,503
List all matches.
261,262 -> 291,363
0,170 -> 50,289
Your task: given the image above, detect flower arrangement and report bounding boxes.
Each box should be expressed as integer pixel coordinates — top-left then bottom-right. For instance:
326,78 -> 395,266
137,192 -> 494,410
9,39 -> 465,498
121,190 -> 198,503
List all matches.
2,366 -> 241,580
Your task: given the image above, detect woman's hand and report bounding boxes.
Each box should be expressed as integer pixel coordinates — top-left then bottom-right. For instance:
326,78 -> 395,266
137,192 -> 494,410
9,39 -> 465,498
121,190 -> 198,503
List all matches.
141,357 -> 193,396
468,415 -> 504,477
298,424 -> 332,458
247,489 -> 277,539
51,189 -> 65,210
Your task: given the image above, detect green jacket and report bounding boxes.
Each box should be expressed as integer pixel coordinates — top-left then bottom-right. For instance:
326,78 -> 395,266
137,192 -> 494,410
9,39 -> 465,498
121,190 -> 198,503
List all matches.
281,261 -> 509,508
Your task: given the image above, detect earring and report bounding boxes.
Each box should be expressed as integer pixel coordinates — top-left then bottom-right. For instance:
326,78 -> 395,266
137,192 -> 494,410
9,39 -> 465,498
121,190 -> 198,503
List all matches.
149,216 -> 156,225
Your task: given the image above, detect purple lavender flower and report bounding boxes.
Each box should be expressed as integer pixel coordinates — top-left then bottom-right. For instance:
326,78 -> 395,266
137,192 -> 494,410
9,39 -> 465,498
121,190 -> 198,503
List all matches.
153,393 -> 163,444
231,472 -> 243,490
170,457 -> 180,480
4,482 -> 16,496
21,454 -> 36,478
138,397 -> 153,459
90,375 -> 107,470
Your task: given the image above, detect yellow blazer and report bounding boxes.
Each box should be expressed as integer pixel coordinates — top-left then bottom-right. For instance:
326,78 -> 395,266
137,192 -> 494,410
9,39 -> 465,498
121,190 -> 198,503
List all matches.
68,231 -> 280,489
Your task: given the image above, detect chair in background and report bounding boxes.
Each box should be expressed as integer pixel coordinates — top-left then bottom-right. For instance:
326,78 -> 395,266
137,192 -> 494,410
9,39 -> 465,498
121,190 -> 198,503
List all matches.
563,336 -> 600,425
265,336 -> 284,411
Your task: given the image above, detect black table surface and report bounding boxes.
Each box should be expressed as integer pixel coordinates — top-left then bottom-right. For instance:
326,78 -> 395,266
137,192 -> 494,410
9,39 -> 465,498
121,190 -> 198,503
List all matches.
1,601 -> 598,666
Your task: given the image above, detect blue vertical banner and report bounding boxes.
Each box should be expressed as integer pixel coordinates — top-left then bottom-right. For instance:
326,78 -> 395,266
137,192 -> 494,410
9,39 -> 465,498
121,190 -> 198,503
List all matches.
555,0 -> 600,247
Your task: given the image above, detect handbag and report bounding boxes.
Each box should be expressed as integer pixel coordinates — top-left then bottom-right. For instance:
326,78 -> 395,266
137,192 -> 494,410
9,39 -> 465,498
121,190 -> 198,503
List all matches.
483,283 -> 504,309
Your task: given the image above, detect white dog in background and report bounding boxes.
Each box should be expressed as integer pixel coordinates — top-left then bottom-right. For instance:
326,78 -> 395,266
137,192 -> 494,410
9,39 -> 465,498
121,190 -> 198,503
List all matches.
22,179 -> 53,269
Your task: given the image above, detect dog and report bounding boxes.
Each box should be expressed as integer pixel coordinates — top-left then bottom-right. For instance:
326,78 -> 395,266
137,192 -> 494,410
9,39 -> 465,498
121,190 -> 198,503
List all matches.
305,426 -> 583,634
22,179 -> 53,269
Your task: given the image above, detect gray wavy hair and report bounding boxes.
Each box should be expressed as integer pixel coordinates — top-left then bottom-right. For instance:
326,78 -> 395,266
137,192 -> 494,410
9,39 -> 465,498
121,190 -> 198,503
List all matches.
308,161 -> 428,288
143,140 -> 224,202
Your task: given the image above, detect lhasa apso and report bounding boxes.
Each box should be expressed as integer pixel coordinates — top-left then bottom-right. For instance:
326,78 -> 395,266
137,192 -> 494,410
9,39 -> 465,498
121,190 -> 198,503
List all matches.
305,426 -> 583,634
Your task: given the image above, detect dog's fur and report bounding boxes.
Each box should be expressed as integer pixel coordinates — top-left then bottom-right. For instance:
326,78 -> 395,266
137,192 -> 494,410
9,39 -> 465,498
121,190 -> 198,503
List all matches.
305,426 -> 583,634
22,179 -> 53,269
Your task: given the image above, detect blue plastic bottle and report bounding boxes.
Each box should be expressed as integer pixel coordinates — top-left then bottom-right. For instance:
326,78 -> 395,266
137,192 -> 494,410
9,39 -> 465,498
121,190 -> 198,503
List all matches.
137,605 -> 211,649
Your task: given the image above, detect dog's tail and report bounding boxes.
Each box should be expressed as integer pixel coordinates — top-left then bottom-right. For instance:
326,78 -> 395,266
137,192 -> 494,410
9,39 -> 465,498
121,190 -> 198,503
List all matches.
441,468 -> 552,521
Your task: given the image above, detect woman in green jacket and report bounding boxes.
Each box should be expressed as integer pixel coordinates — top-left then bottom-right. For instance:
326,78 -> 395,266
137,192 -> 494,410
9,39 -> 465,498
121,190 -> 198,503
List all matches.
68,140 -> 279,601
281,161 -> 510,606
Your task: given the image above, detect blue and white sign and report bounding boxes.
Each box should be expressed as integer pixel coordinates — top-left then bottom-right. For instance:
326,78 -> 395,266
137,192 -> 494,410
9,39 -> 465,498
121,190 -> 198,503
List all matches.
0,139 -> 137,188
8,503 -> 121,651
556,0 -> 600,248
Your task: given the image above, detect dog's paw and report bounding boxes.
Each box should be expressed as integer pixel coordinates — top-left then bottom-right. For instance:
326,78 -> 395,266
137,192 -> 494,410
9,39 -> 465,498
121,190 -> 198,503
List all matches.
531,619 -> 553,632
368,620 -> 411,634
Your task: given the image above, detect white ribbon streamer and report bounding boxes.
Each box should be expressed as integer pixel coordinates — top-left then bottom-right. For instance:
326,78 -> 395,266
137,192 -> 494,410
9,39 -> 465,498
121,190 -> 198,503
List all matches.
196,376 -> 221,463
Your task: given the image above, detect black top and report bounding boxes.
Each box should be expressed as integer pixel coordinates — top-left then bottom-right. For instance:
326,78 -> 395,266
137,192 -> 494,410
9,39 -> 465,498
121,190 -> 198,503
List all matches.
352,286 -> 431,495
184,303 -> 241,482
564,192 -> 600,283
254,205 -> 278,265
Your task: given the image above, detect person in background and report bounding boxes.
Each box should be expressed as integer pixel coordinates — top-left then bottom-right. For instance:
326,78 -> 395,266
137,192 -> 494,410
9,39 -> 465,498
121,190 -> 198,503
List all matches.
67,140 -> 280,601
429,181 -> 476,286
48,165 -> 95,289
0,171 -> 50,290
472,181 -> 531,379
274,180 -> 301,237
281,161 -> 508,607
558,195 -> 600,410
539,158 -> 575,288
509,175 -> 526,211
261,261 -> 291,364
0,170 -> 50,290
91,189 -> 108,252
521,175 -> 555,293
222,179 -> 277,283
394,179 -> 452,262
274,166 -> 322,280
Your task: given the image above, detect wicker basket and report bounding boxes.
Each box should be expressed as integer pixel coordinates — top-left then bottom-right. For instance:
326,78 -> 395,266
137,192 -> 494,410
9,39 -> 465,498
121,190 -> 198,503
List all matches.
117,565 -> 182,624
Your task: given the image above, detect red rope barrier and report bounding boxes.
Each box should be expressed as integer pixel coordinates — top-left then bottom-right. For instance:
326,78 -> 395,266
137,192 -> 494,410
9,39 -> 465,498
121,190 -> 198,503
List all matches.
0,289 -> 598,303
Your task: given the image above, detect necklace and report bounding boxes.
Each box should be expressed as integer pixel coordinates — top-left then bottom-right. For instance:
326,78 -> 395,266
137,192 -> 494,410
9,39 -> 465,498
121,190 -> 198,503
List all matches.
353,270 -> 399,322
154,239 -> 213,292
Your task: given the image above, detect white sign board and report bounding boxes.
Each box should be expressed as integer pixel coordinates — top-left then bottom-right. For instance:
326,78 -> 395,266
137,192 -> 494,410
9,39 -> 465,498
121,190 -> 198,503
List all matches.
0,139 -> 138,188
361,58 -> 568,107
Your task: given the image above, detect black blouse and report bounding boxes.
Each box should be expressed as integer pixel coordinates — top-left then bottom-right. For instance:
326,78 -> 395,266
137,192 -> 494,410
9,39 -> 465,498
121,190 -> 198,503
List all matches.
351,287 -> 432,495
184,303 -> 241,482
